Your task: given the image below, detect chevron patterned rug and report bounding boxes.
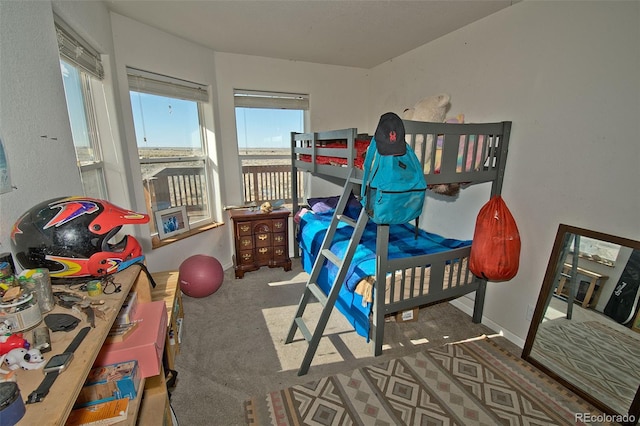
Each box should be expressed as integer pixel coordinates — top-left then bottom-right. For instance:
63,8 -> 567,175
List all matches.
244,338 -> 602,425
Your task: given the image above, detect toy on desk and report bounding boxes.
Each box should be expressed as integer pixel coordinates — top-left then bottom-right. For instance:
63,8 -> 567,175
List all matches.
260,201 -> 273,213
2,347 -> 46,371
0,333 -> 29,356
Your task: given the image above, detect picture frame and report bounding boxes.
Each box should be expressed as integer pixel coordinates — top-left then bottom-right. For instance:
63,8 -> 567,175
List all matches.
155,206 -> 189,239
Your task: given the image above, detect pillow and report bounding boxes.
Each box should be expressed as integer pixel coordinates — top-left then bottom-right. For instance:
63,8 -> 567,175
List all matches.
294,207 -> 310,224
307,196 -> 339,213
307,193 -> 361,218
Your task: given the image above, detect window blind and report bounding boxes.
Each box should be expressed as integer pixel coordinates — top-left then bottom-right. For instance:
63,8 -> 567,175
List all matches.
234,89 -> 309,110
127,67 -> 209,103
54,15 -> 104,80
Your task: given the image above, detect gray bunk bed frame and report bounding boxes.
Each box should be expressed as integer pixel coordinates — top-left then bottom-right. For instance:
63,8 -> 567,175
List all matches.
290,119 -> 512,357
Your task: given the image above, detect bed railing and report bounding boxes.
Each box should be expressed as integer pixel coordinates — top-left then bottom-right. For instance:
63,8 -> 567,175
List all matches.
403,120 -> 511,197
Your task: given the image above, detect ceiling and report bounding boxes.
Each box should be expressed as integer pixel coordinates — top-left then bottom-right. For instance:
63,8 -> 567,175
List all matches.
105,0 -> 515,69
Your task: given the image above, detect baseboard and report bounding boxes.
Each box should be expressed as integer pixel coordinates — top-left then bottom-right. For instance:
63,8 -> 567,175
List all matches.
449,298 -> 525,349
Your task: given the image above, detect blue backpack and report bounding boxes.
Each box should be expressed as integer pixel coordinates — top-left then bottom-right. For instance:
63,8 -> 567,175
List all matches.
360,138 -> 427,225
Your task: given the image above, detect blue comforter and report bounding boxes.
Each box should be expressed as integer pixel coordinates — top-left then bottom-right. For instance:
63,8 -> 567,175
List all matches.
297,209 -> 471,339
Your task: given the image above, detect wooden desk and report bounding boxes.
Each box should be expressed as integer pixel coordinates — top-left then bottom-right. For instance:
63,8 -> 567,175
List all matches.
15,265 -> 169,425
556,263 -> 608,308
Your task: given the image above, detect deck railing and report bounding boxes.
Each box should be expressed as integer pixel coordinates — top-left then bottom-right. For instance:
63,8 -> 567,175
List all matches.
242,165 -> 305,205
144,164 -> 305,213
144,166 -> 207,214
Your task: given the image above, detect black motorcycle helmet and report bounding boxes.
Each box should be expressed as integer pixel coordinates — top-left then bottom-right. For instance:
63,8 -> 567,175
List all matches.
11,196 -> 149,278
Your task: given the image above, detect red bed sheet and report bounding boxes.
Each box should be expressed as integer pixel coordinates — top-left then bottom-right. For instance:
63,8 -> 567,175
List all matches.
299,139 -> 370,169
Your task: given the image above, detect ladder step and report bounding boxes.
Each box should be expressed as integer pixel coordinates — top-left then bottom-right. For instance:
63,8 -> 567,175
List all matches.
308,283 -> 328,306
337,214 -> 356,227
321,249 -> 342,268
294,318 -> 312,342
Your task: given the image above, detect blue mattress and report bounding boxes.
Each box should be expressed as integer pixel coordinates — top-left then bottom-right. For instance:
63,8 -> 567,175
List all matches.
297,209 -> 471,339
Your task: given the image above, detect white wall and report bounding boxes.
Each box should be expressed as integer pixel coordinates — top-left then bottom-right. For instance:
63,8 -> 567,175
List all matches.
0,1 -> 86,253
368,0 -> 640,344
0,0 -> 150,259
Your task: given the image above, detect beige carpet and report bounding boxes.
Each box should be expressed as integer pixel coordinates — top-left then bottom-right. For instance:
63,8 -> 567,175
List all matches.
245,338 -> 603,425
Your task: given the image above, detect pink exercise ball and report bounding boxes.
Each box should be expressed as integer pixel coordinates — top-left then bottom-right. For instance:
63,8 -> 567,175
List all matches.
179,255 -> 224,298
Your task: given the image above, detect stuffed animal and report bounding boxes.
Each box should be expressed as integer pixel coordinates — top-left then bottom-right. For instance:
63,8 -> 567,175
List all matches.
260,201 -> 273,214
402,93 -> 461,196
402,93 -> 451,122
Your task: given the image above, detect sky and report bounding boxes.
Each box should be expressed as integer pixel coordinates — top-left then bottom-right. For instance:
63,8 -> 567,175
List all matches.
235,107 -> 303,149
130,91 -> 201,149
130,92 -> 304,149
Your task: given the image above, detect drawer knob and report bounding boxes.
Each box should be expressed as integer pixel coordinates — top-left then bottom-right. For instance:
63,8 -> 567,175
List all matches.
259,248 -> 268,254
242,253 -> 252,260
258,234 -> 268,241
275,222 -> 283,229
241,225 -> 250,232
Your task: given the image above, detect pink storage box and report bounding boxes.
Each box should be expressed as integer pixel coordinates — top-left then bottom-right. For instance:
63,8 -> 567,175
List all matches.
95,300 -> 167,379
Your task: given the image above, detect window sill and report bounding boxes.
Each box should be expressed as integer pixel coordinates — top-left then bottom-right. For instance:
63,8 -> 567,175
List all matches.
151,221 -> 224,249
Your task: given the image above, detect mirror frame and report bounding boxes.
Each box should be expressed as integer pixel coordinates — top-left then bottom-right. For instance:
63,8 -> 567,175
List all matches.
522,224 -> 640,422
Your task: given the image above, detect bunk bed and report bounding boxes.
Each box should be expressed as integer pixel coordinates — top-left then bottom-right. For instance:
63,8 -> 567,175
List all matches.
290,119 -> 512,358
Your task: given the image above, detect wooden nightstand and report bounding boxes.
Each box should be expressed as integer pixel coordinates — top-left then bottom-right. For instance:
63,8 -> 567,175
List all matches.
229,208 -> 292,278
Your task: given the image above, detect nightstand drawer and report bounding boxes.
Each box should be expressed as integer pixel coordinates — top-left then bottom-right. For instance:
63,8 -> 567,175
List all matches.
239,235 -> 253,250
254,223 -> 271,234
238,250 -> 254,265
255,232 -> 271,247
273,246 -> 287,260
272,218 -> 286,232
273,232 -> 286,246
237,223 -> 252,236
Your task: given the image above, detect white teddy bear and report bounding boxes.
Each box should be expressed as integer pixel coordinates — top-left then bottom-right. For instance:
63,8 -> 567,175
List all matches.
402,93 -> 451,122
402,93 -> 463,196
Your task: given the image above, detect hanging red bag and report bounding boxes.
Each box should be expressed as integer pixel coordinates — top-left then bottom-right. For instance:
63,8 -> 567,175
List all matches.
469,195 -> 521,281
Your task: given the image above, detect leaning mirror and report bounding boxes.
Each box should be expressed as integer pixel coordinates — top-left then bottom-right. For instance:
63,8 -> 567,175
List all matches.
522,224 -> 640,422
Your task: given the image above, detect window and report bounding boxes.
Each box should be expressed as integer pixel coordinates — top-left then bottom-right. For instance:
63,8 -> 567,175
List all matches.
234,90 -> 308,204
127,67 -> 213,240
56,17 -> 108,199
572,236 -> 621,267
